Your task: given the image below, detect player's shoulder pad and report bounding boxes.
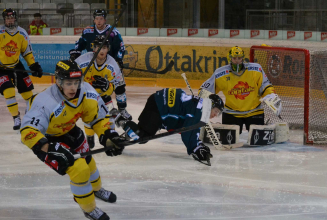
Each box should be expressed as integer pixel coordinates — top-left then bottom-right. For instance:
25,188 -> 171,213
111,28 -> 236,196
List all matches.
83,82 -> 100,101
75,52 -> 93,67
246,62 -> 264,73
30,87 -> 56,114
17,27 -> 29,39
213,65 -> 231,79
83,26 -> 94,34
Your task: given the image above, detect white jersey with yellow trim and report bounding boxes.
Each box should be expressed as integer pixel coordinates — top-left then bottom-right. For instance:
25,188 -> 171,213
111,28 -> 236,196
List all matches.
20,82 -> 111,149
200,62 -> 276,117
0,26 -> 35,67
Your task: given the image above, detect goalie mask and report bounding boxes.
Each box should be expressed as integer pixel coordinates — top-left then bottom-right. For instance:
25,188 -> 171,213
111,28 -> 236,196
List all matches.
55,60 -> 83,89
228,46 -> 245,76
2,8 -> 18,30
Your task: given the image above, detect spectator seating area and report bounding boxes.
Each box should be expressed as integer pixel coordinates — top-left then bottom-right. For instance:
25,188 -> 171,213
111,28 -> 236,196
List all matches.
0,1 -> 109,31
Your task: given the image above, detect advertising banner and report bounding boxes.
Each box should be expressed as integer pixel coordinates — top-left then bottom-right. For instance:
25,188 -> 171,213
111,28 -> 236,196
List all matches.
20,44 -> 75,73
21,44 -> 250,81
122,44 -> 250,80
159,28 -> 182,37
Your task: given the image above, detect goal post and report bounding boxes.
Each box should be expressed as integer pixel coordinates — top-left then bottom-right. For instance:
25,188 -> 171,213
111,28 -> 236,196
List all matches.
250,45 -> 327,144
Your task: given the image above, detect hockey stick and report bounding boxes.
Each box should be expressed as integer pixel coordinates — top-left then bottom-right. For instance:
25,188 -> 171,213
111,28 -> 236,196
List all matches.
123,60 -> 174,74
0,67 -> 53,75
82,1 -> 127,76
180,73 -> 243,151
74,121 -> 206,159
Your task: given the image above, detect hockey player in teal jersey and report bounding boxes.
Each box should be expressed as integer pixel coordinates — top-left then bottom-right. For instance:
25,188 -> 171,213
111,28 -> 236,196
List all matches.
69,9 -> 125,69
115,88 -> 224,164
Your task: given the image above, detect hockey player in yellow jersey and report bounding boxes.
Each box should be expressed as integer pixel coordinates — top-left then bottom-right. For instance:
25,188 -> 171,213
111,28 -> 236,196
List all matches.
20,60 -> 125,220
75,35 -> 131,149
0,8 -> 43,130
199,46 -> 282,135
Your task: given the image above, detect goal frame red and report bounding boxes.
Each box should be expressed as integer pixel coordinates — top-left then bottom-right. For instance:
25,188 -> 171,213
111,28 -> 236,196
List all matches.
250,46 -> 312,144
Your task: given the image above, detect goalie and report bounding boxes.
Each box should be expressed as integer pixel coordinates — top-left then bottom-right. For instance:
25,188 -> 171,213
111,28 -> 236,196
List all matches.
199,46 -> 284,145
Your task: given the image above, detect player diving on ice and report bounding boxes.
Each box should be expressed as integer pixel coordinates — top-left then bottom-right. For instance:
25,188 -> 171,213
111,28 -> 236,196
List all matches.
20,60 -> 125,220
198,46 -> 288,146
113,88 -> 224,166
74,35 -> 132,149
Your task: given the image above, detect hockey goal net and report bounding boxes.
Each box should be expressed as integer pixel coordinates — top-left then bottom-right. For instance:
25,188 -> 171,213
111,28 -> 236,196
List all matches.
250,46 -> 327,145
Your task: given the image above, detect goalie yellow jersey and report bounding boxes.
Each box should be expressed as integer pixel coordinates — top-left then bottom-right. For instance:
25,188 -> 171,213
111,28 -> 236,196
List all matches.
20,82 -> 111,149
200,62 -> 275,117
75,52 -> 124,98
0,26 -> 35,67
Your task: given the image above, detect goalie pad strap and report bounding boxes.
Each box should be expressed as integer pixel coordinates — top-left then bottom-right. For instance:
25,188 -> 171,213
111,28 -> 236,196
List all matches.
248,124 -> 275,145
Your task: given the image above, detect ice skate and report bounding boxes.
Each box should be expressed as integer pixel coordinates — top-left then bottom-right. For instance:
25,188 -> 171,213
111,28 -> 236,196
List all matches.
83,207 -> 109,220
13,112 -> 21,130
94,188 -> 117,203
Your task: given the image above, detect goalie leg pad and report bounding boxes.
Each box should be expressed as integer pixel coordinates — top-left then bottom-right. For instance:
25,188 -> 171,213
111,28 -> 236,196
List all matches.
248,124 -> 275,145
200,124 -> 240,145
275,122 -> 289,143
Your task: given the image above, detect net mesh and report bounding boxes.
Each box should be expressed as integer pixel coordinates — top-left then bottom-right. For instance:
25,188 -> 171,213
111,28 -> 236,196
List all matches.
250,46 -> 327,144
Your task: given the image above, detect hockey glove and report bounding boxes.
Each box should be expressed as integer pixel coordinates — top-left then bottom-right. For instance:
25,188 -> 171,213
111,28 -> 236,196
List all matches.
92,75 -> 110,92
45,142 -> 75,175
261,93 -> 282,116
69,49 -> 81,61
99,129 -> 125,156
191,143 -> 213,162
29,62 -> 43,78
209,94 -> 224,112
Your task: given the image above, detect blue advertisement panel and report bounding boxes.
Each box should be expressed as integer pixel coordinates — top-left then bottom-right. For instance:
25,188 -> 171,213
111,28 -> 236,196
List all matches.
20,44 -> 76,74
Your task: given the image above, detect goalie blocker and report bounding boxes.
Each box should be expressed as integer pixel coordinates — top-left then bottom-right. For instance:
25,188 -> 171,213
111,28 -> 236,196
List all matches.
200,122 -> 289,146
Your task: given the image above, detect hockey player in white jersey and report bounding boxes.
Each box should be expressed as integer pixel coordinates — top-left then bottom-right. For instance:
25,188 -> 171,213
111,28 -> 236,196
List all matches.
20,60 -> 125,220
75,35 -> 131,148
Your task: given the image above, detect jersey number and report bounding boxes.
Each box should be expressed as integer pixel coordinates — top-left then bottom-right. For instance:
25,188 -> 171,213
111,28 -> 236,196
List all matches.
30,117 -> 40,126
101,104 -> 109,114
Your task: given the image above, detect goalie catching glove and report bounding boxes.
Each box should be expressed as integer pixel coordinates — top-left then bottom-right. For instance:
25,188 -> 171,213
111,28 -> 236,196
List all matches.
191,143 -> 213,162
261,93 -> 282,116
99,129 -> 125,156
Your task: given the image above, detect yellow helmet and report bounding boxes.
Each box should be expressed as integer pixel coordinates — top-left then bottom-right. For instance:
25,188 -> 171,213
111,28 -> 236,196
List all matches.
228,46 -> 245,75
227,46 -> 245,63
261,43 -> 271,47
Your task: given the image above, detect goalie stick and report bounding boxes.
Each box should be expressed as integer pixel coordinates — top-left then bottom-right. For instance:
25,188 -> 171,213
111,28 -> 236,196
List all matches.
123,60 -> 174,74
180,73 -> 243,151
82,1 -> 127,76
73,121 -> 206,159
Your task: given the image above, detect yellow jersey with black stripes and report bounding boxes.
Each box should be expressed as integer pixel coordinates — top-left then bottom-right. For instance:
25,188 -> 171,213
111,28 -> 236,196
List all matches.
0,26 -> 36,68
200,62 -> 276,117
20,82 -> 111,149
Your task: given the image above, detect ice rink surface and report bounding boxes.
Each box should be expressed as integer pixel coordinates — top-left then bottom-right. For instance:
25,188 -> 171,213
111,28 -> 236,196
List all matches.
1,85 -> 327,220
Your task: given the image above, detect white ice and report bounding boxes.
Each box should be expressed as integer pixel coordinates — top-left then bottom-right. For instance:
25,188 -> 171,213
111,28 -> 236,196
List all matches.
1,85 -> 327,220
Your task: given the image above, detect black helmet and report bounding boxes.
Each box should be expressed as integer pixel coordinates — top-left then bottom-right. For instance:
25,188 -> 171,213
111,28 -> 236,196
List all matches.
92,35 -> 110,50
93,9 -> 107,19
209,94 -> 224,111
55,60 -> 82,85
2,8 -> 17,29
